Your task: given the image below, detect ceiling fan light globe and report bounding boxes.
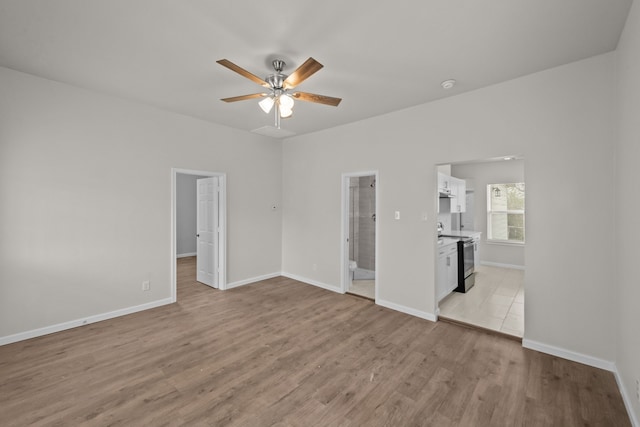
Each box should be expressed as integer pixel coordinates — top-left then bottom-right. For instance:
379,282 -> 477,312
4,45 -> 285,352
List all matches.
279,94 -> 294,109
279,106 -> 293,118
258,96 -> 274,113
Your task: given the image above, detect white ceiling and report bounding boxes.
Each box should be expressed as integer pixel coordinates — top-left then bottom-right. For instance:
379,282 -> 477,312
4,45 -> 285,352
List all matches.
0,0 -> 633,137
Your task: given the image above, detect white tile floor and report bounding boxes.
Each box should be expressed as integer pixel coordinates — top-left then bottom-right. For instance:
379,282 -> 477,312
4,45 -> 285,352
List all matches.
438,265 -> 524,337
348,279 -> 375,300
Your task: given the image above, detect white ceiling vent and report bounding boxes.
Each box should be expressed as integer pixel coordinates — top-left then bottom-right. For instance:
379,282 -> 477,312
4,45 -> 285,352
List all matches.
251,126 -> 296,139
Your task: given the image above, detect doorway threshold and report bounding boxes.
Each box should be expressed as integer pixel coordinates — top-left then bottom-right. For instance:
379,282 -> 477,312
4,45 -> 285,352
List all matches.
438,315 -> 522,343
346,292 -> 374,302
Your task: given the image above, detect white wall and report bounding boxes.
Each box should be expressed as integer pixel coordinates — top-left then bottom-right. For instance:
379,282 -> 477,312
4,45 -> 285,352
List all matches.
0,66 -> 283,339
0,34 -> 634,420
452,159 -> 525,267
615,0 -> 640,422
176,173 -> 206,256
282,52 -> 616,363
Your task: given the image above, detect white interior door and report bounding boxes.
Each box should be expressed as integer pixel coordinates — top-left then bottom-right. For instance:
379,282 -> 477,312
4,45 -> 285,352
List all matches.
196,177 -> 219,288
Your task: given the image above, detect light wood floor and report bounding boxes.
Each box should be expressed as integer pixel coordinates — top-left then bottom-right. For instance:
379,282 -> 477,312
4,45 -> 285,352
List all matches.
0,257 -> 630,426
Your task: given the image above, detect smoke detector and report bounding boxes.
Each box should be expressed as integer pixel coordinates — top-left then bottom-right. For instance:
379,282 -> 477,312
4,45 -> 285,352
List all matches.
441,79 -> 456,89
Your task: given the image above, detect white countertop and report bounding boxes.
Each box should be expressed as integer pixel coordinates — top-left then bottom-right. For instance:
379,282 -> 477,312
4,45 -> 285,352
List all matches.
437,237 -> 460,248
437,230 -> 481,247
440,230 -> 482,238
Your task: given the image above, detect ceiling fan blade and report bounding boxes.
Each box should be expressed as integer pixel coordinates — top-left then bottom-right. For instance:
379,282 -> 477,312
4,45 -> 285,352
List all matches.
292,92 -> 342,106
220,93 -> 267,102
217,59 -> 270,88
283,57 -> 323,89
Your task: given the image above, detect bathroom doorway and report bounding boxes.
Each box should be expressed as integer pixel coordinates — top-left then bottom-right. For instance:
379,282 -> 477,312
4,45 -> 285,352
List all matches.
341,171 -> 378,300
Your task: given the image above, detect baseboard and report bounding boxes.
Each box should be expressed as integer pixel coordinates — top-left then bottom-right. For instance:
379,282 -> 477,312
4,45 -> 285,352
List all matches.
225,272 -> 281,290
176,252 -> 196,258
280,272 -> 342,293
613,366 -> 640,427
280,273 -> 437,322
522,338 -> 616,372
0,298 -> 173,346
480,261 -> 525,270
376,298 -> 437,322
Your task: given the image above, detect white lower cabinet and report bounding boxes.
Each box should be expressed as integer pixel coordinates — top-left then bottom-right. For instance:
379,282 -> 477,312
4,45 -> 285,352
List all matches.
437,243 -> 458,302
446,245 -> 458,294
437,249 -> 447,302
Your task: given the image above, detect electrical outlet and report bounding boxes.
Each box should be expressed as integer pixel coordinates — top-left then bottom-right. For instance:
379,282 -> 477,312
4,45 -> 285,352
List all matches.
142,280 -> 150,291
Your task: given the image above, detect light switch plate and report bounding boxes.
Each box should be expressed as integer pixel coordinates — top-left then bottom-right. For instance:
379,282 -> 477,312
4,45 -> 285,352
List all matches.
394,211 -> 400,220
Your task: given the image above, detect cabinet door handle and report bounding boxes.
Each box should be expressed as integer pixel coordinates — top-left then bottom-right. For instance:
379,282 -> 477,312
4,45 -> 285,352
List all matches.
446,256 -> 450,266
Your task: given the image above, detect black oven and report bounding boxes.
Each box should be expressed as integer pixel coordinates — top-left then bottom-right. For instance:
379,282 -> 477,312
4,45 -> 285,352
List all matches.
456,238 -> 475,292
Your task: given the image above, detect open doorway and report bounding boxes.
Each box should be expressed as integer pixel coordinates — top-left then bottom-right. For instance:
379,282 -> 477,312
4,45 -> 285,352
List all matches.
341,171 -> 378,301
435,159 -> 525,338
171,168 -> 227,302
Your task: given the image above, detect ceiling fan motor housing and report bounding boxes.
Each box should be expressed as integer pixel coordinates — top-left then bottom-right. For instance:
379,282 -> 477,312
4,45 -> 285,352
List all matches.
266,73 -> 285,90
266,59 -> 287,90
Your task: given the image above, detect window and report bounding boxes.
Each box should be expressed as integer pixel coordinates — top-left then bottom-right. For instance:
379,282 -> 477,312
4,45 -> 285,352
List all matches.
487,182 -> 525,243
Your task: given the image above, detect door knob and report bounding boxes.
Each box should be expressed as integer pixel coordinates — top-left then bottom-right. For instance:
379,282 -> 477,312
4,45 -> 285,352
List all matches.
196,234 -> 200,238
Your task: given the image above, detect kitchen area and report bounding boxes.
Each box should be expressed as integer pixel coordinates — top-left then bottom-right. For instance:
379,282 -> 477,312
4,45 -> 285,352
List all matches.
435,161 -> 525,338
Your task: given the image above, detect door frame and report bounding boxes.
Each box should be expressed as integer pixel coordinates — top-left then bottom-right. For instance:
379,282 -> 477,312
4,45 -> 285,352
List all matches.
171,168 -> 227,302
340,171 -> 379,301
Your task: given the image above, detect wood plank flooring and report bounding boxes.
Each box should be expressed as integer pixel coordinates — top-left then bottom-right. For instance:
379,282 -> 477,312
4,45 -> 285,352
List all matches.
0,256 -> 631,426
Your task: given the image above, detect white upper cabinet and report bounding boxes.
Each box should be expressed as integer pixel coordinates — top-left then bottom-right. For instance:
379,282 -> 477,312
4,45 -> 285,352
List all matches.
437,172 -> 465,213
458,178 -> 466,212
437,172 -> 451,213
437,172 -> 451,195
449,177 -> 466,213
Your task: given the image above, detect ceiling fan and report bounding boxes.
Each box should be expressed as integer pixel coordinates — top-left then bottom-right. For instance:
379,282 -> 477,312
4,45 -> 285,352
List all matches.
217,57 -> 342,128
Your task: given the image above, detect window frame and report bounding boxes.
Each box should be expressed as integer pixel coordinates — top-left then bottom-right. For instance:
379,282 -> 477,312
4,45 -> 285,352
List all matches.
486,182 -> 525,245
